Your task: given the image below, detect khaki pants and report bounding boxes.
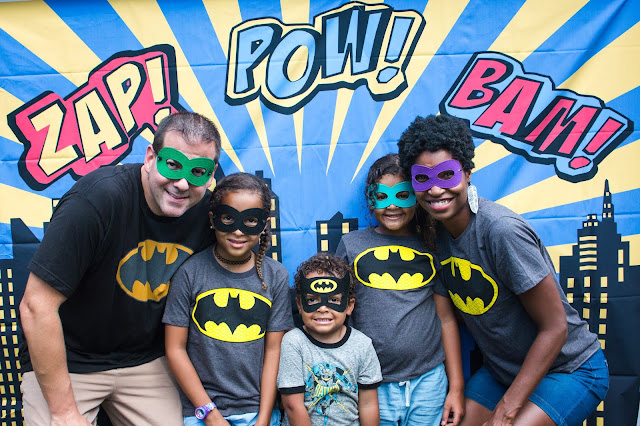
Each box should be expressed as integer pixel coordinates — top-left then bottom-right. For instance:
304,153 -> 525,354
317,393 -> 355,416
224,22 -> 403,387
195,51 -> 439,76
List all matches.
22,357 -> 183,426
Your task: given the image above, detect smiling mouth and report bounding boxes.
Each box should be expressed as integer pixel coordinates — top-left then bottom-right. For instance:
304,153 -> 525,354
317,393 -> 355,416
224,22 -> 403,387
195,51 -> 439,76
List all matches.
313,318 -> 333,324
167,191 -> 188,201
428,199 -> 452,208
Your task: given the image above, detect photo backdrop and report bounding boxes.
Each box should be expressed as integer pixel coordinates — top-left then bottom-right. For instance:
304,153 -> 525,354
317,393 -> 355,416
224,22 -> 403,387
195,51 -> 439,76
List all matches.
1,0 -> 638,424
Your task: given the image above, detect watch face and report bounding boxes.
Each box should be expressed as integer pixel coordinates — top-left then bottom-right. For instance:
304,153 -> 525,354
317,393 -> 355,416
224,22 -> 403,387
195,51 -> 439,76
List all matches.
195,407 -> 207,420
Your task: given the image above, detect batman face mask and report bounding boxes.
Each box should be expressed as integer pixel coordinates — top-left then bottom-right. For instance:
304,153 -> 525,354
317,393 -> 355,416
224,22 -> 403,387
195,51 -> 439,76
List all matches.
211,205 -> 268,235
368,181 -> 416,209
156,147 -> 216,186
411,159 -> 463,192
299,275 -> 350,313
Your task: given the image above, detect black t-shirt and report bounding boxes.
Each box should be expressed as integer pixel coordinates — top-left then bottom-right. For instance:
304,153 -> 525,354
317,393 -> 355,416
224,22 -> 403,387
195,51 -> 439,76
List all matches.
22,164 -> 213,373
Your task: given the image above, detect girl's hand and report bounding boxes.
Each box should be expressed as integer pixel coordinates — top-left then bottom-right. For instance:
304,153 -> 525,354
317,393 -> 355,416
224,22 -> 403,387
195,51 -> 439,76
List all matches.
441,389 -> 464,425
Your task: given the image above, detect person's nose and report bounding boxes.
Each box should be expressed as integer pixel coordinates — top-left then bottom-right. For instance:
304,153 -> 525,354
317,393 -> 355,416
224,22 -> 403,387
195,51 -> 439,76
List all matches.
173,177 -> 190,192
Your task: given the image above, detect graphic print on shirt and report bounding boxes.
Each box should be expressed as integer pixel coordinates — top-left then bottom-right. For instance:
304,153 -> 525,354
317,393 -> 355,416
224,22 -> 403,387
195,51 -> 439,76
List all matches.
353,245 -> 436,290
116,240 -> 194,302
192,288 -> 271,342
304,362 -> 357,423
441,257 -> 498,315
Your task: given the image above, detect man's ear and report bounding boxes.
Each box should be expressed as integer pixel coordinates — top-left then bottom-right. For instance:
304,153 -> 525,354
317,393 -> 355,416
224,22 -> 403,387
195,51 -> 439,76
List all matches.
143,145 -> 156,173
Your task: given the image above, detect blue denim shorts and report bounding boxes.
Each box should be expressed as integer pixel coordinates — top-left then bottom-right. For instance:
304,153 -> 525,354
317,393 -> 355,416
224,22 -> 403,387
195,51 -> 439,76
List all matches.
377,363 -> 448,426
465,348 -> 609,426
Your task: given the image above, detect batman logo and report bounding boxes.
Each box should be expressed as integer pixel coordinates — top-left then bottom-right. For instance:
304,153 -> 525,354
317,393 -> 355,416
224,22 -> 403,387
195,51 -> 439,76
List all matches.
192,288 -> 272,343
116,240 -> 193,302
310,279 -> 338,293
441,257 -> 498,315
353,245 -> 436,290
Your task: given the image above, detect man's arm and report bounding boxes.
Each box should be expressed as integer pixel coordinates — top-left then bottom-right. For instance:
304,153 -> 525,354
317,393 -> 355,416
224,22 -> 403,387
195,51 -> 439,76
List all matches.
19,273 -> 90,425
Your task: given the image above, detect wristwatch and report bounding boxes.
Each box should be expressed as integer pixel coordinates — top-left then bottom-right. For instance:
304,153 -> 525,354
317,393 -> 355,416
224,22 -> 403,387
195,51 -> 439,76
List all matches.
195,402 -> 216,420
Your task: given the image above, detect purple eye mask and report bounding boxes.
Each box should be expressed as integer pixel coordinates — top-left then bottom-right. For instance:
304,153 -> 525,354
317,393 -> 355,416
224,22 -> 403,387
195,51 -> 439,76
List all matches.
411,159 -> 463,192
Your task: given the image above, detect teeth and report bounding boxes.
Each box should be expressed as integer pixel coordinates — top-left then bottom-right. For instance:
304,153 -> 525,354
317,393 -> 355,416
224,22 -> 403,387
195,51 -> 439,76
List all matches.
430,200 -> 450,207
367,272 -> 425,290
373,246 -> 416,261
203,322 -> 264,342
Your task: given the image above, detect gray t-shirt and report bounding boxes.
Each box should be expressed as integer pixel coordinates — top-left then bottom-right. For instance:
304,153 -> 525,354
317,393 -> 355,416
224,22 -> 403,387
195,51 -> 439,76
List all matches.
278,327 -> 382,426
163,246 -> 294,417
336,227 -> 445,382
435,198 -> 600,385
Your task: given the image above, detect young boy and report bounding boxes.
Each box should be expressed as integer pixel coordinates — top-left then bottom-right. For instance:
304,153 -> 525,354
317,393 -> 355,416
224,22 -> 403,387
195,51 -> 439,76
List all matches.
277,253 -> 382,426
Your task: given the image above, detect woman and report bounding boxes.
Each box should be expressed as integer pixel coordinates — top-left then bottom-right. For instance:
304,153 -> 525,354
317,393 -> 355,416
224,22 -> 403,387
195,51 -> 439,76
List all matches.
397,114 -> 608,426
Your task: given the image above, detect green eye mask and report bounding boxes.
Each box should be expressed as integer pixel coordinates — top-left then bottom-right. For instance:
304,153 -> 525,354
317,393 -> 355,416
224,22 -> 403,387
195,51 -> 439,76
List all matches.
155,147 -> 216,186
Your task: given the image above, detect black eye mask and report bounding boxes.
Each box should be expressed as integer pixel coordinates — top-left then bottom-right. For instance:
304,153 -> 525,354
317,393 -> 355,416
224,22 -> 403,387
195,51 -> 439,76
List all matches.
211,205 -> 268,235
299,275 -> 350,313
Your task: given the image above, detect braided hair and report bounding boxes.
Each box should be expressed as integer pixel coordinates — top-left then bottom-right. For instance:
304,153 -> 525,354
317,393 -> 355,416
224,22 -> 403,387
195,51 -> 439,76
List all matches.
209,173 -> 272,289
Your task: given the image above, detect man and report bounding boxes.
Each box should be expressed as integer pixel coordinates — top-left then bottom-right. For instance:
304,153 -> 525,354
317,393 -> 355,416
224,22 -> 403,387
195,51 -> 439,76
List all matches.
19,111 -> 221,425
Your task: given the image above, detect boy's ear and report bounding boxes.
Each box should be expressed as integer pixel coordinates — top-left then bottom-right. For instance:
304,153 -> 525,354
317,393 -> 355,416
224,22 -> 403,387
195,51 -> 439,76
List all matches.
345,297 -> 355,316
295,295 -> 303,312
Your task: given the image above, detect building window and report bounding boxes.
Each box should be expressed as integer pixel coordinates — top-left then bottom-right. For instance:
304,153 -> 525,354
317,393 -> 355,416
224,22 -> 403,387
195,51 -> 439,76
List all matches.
600,276 -> 607,287
567,277 -> 574,288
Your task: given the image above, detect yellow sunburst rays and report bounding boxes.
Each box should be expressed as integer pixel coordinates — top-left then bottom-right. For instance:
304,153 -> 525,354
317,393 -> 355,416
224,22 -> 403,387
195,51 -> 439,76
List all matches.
325,0 -> 378,174
280,0 -> 310,173
109,0 -> 244,172
203,0 -> 274,175
473,0 -> 590,171
496,22 -> 640,268
350,0 -> 470,182
0,0 -> 106,227
0,90 -> 22,144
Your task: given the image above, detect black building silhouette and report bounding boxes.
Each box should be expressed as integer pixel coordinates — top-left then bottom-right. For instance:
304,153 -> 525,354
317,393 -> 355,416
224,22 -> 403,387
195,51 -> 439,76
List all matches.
0,219 -> 41,422
316,212 -> 358,253
255,171 -> 282,263
559,179 -> 640,425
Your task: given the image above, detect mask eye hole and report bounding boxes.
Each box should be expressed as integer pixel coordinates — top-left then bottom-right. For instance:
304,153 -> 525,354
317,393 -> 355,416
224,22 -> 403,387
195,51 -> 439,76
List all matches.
191,167 -> 207,177
166,159 -> 182,171
305,295 -> 321,305
328,295 -> 342,305
243,216 -> 260,227
438,170 -> 455,180
396,191 -> 410,200
414,174 -> 429,183
220,214 -> 235,225
375,193 -> 387,201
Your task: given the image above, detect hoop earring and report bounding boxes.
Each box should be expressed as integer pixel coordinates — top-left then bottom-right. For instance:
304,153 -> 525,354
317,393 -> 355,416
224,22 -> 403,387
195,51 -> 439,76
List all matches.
468,182 -> 479,214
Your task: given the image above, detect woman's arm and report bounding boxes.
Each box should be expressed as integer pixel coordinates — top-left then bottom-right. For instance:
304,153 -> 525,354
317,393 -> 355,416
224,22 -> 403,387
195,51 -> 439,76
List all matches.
484,274 -> 567,425
434,293 -> 465,425
358,388 -> 380,426
256,330 -> 285,426
281,393 -> 312,426
164,324 -> 229,426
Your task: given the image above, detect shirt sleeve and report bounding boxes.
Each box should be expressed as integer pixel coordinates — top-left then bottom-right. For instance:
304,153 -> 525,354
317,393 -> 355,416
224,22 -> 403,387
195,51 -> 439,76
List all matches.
335,237 -> 348,262
28,193 -> 104,297
487,216 -> 551,295
357,338 -> 383,389
267,265 -> 295,332
162,265 -> 193,327
277,331 -> 306,394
